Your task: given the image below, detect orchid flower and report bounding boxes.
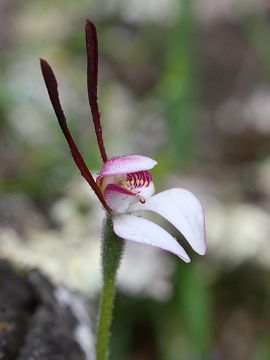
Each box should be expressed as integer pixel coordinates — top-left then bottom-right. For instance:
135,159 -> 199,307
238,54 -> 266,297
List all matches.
40,20 -> 206,264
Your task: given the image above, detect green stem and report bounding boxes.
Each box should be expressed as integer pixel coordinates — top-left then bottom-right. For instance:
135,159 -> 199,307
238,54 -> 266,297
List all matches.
96,215 -> 125,360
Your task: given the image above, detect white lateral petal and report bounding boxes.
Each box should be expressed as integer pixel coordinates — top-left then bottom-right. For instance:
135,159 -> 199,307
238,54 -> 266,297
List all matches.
138,181 -> 155,201
129,188 -> 206,255
113,214 -> 190,262
104,184 -> 137,213
99,155 -> 157,177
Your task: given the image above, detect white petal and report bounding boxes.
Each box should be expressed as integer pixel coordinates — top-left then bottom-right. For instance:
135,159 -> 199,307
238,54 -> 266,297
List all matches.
104,184 -> 136,213
99,155 -> 157,177
113,214 -> 190,262
137,181 -> 155,202
129,188 -> 206,255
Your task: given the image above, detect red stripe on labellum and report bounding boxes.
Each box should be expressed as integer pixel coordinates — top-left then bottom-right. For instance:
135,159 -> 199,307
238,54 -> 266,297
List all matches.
40,59 -> 109,210
85,20 -> 108,163
127,171 -> 152,189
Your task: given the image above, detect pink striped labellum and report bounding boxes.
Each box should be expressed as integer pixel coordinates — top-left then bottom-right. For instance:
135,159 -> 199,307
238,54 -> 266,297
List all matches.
40,20 -> 206,262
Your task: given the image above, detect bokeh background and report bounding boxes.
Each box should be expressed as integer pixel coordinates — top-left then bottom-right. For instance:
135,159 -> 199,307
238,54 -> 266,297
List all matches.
1,0 -> 270,359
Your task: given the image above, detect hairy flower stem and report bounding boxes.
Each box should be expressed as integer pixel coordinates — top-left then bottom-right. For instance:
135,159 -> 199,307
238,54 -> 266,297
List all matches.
96,215 -> 125,360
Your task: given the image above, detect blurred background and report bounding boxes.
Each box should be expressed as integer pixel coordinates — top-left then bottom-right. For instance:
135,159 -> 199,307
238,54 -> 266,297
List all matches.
1,0 -> 270,359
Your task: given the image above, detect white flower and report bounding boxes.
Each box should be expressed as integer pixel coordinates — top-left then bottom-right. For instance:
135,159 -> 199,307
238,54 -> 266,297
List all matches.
97,154 -> 206,262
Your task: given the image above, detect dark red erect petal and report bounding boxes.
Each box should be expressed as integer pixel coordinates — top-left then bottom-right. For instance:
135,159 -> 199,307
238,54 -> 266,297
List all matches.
40,58 -> 108,210
85,20 -> 108,163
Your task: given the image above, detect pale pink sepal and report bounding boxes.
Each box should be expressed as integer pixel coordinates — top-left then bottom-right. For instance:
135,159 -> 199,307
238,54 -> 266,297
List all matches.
99,155 -> 157,177
129,188 -> 206,255
104,183 -> 136,213
113,214 -> 191,262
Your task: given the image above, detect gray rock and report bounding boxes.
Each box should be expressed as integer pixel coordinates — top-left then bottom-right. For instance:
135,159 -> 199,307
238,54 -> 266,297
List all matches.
0,260 -> 93,360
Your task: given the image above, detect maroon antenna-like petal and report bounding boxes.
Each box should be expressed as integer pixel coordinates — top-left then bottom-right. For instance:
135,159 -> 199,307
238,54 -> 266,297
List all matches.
40,59 -> 109,210
85,20 -> 108,163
